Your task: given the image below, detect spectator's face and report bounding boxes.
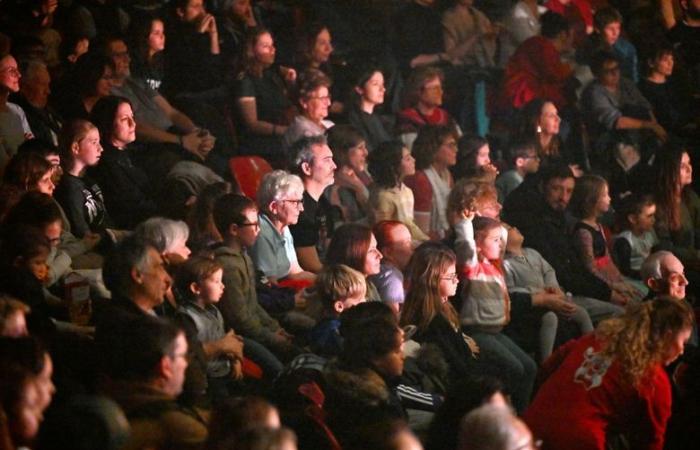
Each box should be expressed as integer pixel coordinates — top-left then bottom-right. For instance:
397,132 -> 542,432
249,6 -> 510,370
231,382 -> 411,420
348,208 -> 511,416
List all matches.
363,234 -> 383,276
652,53 -> 674,77
36,170 -> 55,196
35,354 -> 55,413
237,207 -> 261,247
474,144 -> 491,168
149,19 -> 166,53
400,147 -> 415,177
601,21 -> 621,46
680,151 -> 693,187
506,226 -> 524,249
44,220 -> 61,248
198,268 -> 225,303
659,254 -> 688,300
544,176 -> 575,211
439,263 -> 459,299
111,102 -> 136,148
475,195 -> 501,219
11,380 -> 43,443
165,333 -> 189,396
538,102 -> 560,136
302,86 -> 331,123
309,144 -> 336,188
312,28 -> 333,65
594,182 -> 611,215
521,149 -> 540,173
95,65 -> 115,98
75,127 -> 103,167
20,65 -> 50,108
629,204 -> 656,233
419,76 -> 443,107
357,71 -> 385,106
231,0 -> 252,18
373,328 -> 405,379
0,55 -> 21,93
436,135 -> 458,167
138,248 -> 173,306
2,311 -> 28,337
23,248 -> 49,284
106,40 -> 130,79
275,191 -> 304,226
346,140 -> 368,172
599,60 -> 620,88
478,227 -> 503,261
254,32 -> 276,66
662,326 -> 692,366
384,224 -> 413,270
181,0 -> 206,22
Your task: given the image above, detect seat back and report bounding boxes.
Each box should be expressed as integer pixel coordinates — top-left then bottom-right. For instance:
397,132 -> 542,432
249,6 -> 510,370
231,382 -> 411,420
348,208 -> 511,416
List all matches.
228,156 -> 273,199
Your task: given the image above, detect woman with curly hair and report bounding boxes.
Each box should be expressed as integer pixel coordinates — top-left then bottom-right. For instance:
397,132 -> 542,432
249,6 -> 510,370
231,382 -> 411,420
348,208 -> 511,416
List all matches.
524,298 -> 694,450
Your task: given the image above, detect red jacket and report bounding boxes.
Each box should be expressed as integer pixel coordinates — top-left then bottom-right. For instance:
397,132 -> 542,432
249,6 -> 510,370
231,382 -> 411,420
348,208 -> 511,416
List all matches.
502,36 -> 573,109
524,334 -> 672,450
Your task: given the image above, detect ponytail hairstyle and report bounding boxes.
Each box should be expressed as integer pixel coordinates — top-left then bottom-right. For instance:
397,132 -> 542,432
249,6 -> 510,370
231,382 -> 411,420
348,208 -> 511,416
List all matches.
596,298 -> 694,386
401,242 -> 459,332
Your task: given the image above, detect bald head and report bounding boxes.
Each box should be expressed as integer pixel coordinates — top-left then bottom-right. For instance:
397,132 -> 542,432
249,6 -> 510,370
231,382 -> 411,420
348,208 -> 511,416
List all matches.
458,405 -> 535,450
641,251 -> 688,300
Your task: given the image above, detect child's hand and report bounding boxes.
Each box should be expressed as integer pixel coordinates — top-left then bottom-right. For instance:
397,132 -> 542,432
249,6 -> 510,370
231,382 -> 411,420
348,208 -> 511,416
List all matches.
548,296 -> 578,317
230,359 -> 243,381
460,207 -> 477,222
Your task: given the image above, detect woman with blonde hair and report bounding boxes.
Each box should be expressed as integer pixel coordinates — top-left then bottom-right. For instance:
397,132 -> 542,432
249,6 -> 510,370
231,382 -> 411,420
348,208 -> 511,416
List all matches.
524,298 -> 694,450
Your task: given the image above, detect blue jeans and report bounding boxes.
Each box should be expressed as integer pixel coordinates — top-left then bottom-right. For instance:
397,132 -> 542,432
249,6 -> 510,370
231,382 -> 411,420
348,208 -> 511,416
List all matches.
470,330 -> 537,413
243,337 -> 283,379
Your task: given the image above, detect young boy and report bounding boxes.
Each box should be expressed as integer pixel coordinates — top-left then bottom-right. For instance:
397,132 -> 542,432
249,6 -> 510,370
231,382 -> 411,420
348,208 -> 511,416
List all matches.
308,264 -> 367,357
503,225 -> 594,360
495,140 -> 540,203
212,193 -> 294,364
579,6 -> 638,82
177,256 -> 244,400
612,193 -> 659,279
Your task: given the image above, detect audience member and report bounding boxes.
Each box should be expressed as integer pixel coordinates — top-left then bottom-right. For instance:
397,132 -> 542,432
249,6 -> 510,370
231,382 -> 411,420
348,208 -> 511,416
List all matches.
251,170 -> 315,283
128,14 -> 166,91
406,126 -> 459,239
186,181 -> 234,252
612,193 -> 659,278
453,134 -> 498,184
397,67 -> 456,135
57,52 -> 115,121
205,396 -> 281,450
283,69 -> 333,152
499,0 -> 541,66
524,299 -> 693,450
543,0 -> 593,46
288,135 -> 337,273
458,404 -> 535,450
325,124 -> 371,223
391,0 -> 445,73
368,140 -> 428,242
14,59 -> 62,147
0,52 -> 33,168
442,0 -> 498,68
370,221 -> 414,313
346,65 -> 392,152
640,251 -> 689,301
667,0 -> 700,91
0,295 -> 30,337
495,140 -> 540,203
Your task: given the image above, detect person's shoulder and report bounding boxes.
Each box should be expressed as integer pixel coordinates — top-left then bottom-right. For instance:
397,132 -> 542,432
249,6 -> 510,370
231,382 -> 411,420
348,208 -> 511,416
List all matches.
159,407 -> 208,445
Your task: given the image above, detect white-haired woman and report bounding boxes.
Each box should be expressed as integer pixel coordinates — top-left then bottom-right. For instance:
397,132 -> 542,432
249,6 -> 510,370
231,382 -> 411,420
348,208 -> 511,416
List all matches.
134,217 -> 191,262
250,170 -> 315,283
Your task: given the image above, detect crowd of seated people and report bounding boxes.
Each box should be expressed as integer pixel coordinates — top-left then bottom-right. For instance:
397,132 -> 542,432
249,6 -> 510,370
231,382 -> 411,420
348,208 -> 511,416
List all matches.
2,1 -> 700,449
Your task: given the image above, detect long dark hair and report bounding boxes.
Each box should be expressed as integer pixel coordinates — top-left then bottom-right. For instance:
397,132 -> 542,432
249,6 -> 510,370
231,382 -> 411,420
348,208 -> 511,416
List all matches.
326,223 -> 373,274
90,95 -> 132,144
368,140 -> 405,189
654,143 -> 687,231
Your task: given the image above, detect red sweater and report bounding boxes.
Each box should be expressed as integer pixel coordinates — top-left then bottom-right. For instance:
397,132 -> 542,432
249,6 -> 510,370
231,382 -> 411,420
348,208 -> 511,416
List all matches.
524,334 -> 672,450
502,36 -> 573,109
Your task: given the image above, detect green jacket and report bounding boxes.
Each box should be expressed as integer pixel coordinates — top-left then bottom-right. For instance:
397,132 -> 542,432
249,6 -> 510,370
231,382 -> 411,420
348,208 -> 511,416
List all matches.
213,245 -> 280,345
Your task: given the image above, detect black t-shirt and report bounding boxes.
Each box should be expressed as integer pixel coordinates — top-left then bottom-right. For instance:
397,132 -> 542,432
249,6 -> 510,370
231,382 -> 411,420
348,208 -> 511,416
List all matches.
233,68 -> 291,125
668,21 -> 700,69
289,190 -> 335,258
54,173 -> 111,238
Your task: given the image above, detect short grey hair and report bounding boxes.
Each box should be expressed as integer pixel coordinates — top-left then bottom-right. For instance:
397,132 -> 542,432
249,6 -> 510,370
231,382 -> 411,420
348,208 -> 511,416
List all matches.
640,250 -> 676,281
134,218 -> 189,254
458,405 -> 519,450
289,134 -> 328,177
257,170 -> 304,215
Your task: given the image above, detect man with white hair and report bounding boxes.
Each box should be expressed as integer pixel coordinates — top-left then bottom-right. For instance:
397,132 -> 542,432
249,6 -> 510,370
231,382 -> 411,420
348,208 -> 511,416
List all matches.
458,404 -> 538,450
640,251 -> 689,301
15,59 -> 62,146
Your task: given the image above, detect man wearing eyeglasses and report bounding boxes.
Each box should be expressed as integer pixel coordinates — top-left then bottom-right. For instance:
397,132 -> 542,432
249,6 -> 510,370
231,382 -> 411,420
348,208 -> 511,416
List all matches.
0,52 -> 34,168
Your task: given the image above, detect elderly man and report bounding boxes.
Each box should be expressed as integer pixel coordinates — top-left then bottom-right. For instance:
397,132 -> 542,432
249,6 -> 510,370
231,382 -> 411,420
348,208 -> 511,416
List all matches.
14,59 -> 62,146
459,404 -> 537,450
288,135 -> 337,273
641,251 -> 689,301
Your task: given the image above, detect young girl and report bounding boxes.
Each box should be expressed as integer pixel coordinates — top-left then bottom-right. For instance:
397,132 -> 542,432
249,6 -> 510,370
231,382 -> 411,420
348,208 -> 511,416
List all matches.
570,174 -> 643,305
612,193 -> 659,279
455,213 -> 537,413
400,243 -> 485,389
368,140 -> 429,242
55,119 -> 113,239
177,256 -> 246,402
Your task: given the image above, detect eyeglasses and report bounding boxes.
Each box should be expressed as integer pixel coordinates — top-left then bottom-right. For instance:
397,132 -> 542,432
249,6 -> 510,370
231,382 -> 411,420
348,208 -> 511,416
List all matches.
441,273 -> 459,282
282,199 -> 304,208
442,141 -> 458,149
0,66 -> 20,77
